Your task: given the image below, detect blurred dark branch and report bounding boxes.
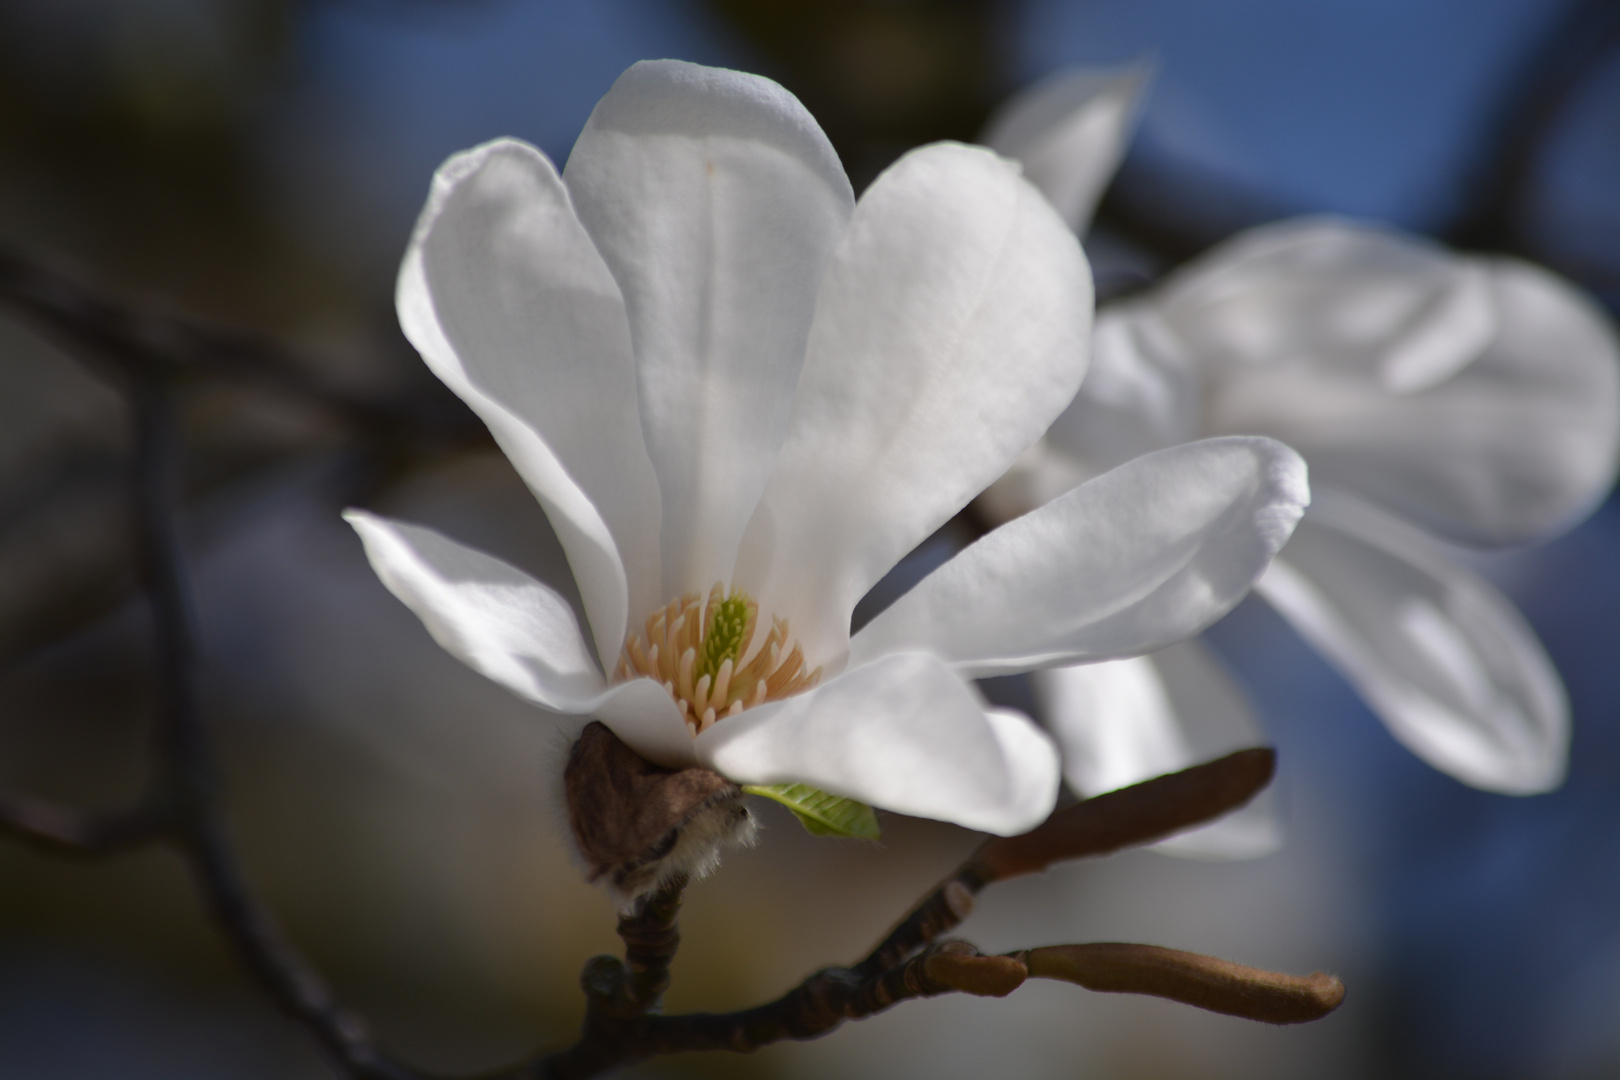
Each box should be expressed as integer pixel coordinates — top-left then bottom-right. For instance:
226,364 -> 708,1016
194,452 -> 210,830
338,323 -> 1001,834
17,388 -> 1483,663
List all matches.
0,244 -> 490,665
143,367 -> 432,1078
1447,0 -> 1620,253
0,244 -> 468,439
0,796 -> 158,854
182,801 -> 427,1080
697,0 -> 1004,190
1087,0 -> 1620,308
129,377 -> 424,1080
0,276 -> 429,1077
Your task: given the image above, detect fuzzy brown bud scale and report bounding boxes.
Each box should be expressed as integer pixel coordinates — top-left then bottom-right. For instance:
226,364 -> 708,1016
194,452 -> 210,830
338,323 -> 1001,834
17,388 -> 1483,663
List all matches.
564,721 -> 755,907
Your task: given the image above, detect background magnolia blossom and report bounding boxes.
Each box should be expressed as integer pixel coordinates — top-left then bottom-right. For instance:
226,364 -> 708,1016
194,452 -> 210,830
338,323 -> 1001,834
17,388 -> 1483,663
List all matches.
981,66 -> 1620,856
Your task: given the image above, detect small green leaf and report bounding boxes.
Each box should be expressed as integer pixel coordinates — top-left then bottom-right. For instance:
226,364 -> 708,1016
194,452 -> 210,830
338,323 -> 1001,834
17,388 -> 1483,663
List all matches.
743,784 -> 881,840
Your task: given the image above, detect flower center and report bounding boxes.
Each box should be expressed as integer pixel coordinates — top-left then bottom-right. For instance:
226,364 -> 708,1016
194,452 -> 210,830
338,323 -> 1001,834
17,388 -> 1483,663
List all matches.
615,584 -> 820,737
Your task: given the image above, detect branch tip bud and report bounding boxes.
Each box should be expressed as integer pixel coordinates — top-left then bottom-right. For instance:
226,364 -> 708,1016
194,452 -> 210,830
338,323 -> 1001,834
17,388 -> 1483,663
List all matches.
1026,942 -> 1344,1025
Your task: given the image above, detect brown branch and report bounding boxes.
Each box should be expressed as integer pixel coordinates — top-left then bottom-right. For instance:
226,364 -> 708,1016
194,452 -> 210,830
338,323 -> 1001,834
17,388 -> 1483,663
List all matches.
511,749 -> 1292,1079
534,940 -> 1026,1078
870,941 -> 1026,1005
860,748 -> 1276,976
617,876 -> 686,1011
973,747 -> 1276,881
543,874 -> 693,1079
1022,943 -> 1345,1025
532,924 -> 1336,1078
856,877 -> 982,981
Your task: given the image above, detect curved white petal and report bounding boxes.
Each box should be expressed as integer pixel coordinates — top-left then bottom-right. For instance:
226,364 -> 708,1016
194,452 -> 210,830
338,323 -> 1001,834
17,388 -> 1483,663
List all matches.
979,302 -> 1200,530
345,510 -> 697,769
399,138 -> 660,661
1255,492 -> 1568,793
564,59 -> 856,598
1158,217 -> 1496,391
1166,218 -> 1620,546
1043,303 -> 1204,475
975,439 -> 1094,525
695,653 -> 1060,836
1034,645 -> 1279,860
1033,657 -> 1195,794
979,62 -> 1152,233
851,437 -> 1308,676
736,141 -> 1094,668
1145,641 -> 1280,859
346,509 -> 605,704
590,678 -> 701,770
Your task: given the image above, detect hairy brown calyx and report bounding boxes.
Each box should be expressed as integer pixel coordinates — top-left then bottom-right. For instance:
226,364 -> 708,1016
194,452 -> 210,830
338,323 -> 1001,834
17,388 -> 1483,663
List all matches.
564,721 -> 754,906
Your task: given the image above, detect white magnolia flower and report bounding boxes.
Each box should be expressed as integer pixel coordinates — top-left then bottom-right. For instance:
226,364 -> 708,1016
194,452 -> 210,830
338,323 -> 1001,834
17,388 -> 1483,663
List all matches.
983,69 -> 1620,853
347,60 -> 1309,840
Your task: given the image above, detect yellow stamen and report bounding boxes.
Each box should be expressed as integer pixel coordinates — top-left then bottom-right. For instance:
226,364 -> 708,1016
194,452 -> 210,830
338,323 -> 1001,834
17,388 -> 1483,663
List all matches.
677,647 -> 696,704
616,584 -> 820,734
712,657 -> 733,708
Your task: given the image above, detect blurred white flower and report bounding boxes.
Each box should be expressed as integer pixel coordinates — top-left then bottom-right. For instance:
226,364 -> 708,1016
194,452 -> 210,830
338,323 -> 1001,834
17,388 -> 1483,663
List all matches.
348,59 -> 1309,839
983,69 -> 1620,853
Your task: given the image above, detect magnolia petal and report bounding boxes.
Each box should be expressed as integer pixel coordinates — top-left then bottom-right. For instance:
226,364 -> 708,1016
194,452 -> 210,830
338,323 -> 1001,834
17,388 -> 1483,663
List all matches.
980,303 -> 1199,530
1033,657 -> 1194,795
851,437 -> 1308,677
1034,646 -> 1279,860
564,59 -> 855,598
695,653 -> 1060,836
1144,641 -> 1279,858
1171,219 -> 1620,546
399,138 -> 660,661
345,509 -> 606,705
980,62 -> 1152,233
1158,217 -> 1496,391
345,510 -> 697,768
1256,493 -> 1568,793
1042,303 -> 1204,476
736,141 -> 1094,668
975,439 -> 1094,525
589,678 -> 702,770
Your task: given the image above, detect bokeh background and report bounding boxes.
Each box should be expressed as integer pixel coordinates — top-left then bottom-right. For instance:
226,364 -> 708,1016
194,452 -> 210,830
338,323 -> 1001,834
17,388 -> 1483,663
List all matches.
2,1 -> 1619,1077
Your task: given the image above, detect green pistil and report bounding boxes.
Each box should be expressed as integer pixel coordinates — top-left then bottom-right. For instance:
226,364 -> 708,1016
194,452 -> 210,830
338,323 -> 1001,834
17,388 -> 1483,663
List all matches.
698,592 -> 751,681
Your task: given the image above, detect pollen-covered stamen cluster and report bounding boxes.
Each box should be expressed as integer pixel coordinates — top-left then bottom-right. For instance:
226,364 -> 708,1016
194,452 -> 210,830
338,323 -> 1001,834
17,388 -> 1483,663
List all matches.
615,584 -> 821,737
